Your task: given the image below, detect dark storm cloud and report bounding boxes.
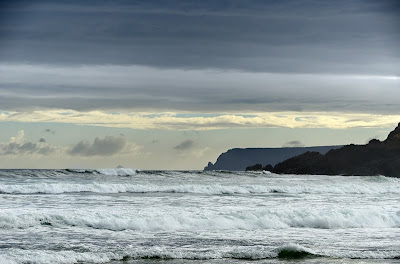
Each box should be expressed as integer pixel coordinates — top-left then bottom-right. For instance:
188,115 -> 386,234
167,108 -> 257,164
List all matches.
67,136 -> 127,156
174,140 -> 194,150
0,0 -> 399,114
0,0 -> 399,74
282,140 -> 305,148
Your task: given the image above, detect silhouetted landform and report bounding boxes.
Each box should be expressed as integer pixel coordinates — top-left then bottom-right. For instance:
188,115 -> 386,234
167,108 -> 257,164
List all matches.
204,146 -> 342,171
273,123 -> 400,177
245,164 -> 262,171
246,164 -> 274,172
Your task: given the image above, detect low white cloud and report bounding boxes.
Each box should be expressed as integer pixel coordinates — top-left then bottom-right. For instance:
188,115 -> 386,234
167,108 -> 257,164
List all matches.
0,130 -> 59,156
0,131 -> 141,158
0,110 -> 399,130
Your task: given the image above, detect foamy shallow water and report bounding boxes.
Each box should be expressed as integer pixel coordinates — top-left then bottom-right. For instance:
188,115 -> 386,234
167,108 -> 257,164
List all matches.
1,169 -> 400,264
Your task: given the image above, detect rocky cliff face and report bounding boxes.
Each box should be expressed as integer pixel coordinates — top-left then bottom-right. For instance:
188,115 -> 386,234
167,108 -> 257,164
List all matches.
204,146 -> 342,171
273,123 -> 400,177
386,123 -> 400,143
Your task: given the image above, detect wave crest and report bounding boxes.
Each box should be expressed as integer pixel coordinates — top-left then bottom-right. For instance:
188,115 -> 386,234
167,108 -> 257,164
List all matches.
66,168 -> 138,176
1,208 -> 400,231
2,244 -> 400,263
2,180 -> 400,195
277,244 -> 318,259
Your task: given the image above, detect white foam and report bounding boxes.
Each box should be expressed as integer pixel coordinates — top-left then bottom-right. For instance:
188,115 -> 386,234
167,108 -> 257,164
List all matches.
64,168 -> 138,176
0,182 -> 251,194
0,255 -> 17,264
1,207 -> 400,231
0,249 -> 118,264
0,246 -> 291,263
1,244 -> 399,263
94,168 -> 137,176
1,179 -> 400,195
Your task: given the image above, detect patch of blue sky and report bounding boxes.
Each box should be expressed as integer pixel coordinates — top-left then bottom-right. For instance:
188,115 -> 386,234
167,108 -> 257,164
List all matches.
174,114 -> 222,118
235,114 -> 257,118
142,114 -> 166,118
173,114 -> 258,118
295,116 -> 316,122
58,112 -> 74,116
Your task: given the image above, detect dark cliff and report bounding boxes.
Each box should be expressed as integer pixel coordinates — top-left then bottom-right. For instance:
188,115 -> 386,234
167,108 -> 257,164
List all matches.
204,146 -> 342,171
273,123 -> 400,177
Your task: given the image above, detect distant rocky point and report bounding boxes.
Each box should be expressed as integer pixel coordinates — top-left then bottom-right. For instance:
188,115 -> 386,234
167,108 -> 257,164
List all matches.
204,146 -> 342,171
271,123 -> 400,177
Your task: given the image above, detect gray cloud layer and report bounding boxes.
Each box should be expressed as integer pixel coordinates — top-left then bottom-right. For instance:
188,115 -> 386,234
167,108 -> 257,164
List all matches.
0,0 -> 399,74
0,64 -> 398,114
0,1 -> 398,115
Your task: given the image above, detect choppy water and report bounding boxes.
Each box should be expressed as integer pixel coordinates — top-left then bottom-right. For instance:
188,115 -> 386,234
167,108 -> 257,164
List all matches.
1,169 -> 400,264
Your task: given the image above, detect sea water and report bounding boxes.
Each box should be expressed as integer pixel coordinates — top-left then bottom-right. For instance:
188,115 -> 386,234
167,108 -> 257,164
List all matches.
1,169 -> 400,264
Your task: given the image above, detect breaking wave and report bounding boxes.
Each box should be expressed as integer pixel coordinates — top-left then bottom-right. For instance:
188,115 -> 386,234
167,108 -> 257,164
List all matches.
1,180 -> 400,195
1,207 -> 400,230
66,168 -> 138,176
2,244 -> 400,264
0,168 -> 138,178
276,244 -> 319,259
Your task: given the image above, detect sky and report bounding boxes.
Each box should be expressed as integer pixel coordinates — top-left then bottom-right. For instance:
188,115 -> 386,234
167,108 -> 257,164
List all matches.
0,0 -> 399,169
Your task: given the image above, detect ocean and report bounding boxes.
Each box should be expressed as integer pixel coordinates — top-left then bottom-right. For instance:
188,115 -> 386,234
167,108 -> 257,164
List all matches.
1,169 -> 400,264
